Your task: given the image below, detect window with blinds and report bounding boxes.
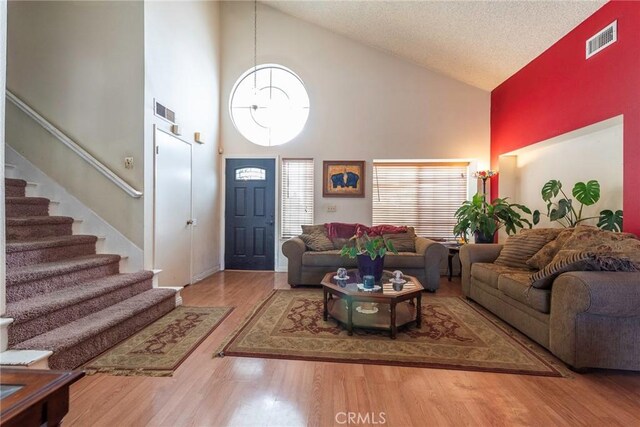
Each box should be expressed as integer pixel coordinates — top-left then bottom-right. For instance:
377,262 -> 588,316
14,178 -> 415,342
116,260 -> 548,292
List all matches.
281,158 -> 314,239
372,162 -> 469,239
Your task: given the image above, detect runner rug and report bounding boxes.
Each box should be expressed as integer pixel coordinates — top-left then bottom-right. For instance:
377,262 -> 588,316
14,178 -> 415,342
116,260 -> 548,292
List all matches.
217,290 -> 566,377
86,306 -> 233,377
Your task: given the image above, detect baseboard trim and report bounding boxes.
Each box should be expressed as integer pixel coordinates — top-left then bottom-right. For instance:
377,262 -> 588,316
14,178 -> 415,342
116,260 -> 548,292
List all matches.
192,265 -> 221,283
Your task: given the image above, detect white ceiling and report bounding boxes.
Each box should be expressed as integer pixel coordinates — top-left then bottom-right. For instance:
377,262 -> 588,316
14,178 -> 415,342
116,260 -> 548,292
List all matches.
263,0 -> 606,91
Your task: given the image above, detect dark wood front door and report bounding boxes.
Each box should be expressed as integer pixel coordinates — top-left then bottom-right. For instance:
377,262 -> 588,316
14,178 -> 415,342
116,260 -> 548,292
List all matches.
225,158 -> 275,270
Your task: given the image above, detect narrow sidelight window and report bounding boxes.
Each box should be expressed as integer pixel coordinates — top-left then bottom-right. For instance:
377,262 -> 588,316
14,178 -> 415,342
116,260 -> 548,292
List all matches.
281,158 -> 314,239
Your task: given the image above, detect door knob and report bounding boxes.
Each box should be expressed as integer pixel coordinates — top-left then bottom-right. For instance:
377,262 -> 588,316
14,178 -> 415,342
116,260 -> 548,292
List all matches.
267,220 -> 274,225
186,220 -> 194,225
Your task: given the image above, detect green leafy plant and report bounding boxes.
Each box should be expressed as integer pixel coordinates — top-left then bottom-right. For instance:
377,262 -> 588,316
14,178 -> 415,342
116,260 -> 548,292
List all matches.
340,233 -> 398,260
598,209 -> 624,231
534,179 -> 623,231
454,193 -> 533,242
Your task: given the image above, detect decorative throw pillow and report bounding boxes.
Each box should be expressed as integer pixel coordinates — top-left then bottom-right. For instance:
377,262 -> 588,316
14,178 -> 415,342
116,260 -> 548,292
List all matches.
494,233 -> 550,269
299,232 -> 334,251
526,229 -> 575,270
384,229 -> 416,252
519,227 -> 565,240
531,251 -> 639,289
553,225 -> 640,265
331,237 -> 351,250
589,252 -> 639,272
301,224 -> 326,235
530,251 -> 593,288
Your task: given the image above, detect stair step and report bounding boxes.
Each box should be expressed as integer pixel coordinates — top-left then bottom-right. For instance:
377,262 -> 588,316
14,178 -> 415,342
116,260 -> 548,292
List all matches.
6,254 -> 121,303
6,271 -> 155,346
5,178 -> 27,197
12,288 -> 177,370
6,197 -> 50,217
6,216 -> 74,239
6,235 -> 98,268
0,349 -> 52,368
1,318 -> 12,352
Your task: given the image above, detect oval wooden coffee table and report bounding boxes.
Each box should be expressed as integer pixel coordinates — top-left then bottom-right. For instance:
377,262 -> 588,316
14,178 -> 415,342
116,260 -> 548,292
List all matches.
321,269 -> 423,339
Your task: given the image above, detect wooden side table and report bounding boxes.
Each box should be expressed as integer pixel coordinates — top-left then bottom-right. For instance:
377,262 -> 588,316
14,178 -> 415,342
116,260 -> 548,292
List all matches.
445,244 -> 462,281
0,368 -> 84,427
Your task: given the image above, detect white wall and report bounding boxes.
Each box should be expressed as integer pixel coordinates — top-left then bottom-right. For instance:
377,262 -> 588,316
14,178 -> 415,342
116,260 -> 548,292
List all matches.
220,2 -> 490,269
499,116 -> 623,230
143,1 -> 222,281
6,0 -> 145,245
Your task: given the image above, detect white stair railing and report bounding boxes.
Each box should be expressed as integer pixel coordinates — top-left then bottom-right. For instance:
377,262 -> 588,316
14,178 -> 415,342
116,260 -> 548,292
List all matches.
5,90 -> 143,198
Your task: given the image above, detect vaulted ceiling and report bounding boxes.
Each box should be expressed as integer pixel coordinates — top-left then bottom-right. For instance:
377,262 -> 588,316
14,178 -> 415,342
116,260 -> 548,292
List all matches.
263,0 -> 606,90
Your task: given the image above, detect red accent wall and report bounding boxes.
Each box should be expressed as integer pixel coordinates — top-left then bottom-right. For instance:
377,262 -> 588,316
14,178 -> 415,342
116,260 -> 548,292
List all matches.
491,1 -> 640,234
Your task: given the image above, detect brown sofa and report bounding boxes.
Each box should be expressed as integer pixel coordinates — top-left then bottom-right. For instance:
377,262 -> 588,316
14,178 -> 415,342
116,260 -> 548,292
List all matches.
283,236 -> 446,291
461,243 -> 640,371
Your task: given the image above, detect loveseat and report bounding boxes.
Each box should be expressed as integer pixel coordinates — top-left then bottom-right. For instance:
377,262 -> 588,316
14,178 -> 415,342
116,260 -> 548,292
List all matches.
282,223 -> 446,291
460,226 -> 640,371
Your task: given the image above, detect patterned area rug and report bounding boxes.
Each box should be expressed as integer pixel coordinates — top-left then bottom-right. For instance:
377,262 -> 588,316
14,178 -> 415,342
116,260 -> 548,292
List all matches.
86,306 -> 233,376
218,290 -> 565,377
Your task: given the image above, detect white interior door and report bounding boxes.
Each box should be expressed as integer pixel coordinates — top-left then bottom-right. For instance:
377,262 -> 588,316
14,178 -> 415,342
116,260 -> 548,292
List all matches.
154,128 -> 192,286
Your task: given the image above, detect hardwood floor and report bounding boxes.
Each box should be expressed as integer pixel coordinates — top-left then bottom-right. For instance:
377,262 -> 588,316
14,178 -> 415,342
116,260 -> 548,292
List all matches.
65,272 -> 640,426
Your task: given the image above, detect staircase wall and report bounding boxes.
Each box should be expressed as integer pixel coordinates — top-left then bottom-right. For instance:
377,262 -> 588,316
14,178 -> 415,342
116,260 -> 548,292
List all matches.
6,0 -> 145,246
5,146 -> 143,272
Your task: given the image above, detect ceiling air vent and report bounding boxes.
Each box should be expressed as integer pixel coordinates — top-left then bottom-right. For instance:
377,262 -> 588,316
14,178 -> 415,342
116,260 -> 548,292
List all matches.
586,21 -> 617,59
154,100 -> 176,124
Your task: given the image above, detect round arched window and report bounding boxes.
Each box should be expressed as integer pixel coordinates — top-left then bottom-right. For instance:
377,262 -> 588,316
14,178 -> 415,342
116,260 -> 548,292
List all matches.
229,64 -> 310,147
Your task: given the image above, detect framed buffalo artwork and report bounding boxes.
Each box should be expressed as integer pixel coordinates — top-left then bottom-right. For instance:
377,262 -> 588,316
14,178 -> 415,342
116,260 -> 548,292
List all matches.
322,161 -> 365,197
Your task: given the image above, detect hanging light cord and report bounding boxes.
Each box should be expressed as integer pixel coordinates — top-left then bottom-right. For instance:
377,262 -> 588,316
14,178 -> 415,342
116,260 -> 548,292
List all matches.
253,0 -> 257,90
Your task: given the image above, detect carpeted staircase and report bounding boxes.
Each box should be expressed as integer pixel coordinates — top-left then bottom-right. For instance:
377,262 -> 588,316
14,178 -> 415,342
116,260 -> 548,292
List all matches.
3,177 -> 177,370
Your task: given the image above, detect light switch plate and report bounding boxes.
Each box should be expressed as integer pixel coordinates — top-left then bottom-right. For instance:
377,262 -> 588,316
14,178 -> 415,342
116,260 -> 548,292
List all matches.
124,157 -> 134,169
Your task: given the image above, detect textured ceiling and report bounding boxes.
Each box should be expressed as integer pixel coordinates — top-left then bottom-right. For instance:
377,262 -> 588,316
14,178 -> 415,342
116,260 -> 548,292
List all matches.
263,0 -> 606,90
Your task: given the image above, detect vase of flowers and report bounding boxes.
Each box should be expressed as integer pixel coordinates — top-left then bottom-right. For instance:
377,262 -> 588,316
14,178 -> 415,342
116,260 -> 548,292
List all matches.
340,232 -> 398,282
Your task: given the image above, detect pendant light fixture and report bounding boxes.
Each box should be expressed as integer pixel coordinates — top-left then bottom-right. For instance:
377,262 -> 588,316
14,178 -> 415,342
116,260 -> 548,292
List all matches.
228,0 -> 310,146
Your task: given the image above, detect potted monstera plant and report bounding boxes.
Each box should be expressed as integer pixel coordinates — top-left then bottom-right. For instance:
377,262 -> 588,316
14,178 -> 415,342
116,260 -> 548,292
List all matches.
340,232 -> 397,282
533,179 -> 623,231
454,193 -> 534,243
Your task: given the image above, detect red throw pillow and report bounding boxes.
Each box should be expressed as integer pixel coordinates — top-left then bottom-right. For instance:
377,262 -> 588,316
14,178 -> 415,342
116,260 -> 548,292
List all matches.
325,222 -> 359,239
368,224 -> 408,236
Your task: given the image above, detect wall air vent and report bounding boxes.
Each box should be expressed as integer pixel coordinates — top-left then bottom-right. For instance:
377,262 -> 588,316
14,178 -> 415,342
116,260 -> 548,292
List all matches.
586,21 -> 617,59
154,100 -> 176,124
